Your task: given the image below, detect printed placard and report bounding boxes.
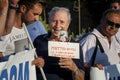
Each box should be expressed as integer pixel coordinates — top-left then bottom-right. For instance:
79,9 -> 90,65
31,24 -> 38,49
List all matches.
48,41 -> 80,59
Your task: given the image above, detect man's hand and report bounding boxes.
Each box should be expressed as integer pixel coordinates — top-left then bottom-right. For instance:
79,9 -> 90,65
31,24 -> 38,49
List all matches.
0,0 -> 8,10
9,0 -> 19,6
32,57 -> 45,68
59,58 -> 78,72
94,63 -> 103,70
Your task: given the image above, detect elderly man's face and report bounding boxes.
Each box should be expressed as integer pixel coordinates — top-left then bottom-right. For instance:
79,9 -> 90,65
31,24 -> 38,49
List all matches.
100,13 -> 120,37
49,11 -> 70,37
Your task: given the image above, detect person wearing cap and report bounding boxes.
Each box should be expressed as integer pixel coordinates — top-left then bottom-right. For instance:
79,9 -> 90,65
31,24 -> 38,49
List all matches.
34,7 -> 84,80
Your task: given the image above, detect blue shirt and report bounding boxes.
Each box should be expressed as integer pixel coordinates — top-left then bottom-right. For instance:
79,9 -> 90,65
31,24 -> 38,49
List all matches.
27,21 -> 47,42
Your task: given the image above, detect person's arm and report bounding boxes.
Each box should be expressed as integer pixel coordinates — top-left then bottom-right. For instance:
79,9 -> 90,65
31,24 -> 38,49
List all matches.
59,58 -> 84,80
0,0 -> 8,36
3,0 -> 19,35
72,68 -> 85,80
0,0 -> 19,58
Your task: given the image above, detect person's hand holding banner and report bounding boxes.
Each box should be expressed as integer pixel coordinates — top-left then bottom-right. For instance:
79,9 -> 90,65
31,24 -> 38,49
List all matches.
32,57 -> 45,68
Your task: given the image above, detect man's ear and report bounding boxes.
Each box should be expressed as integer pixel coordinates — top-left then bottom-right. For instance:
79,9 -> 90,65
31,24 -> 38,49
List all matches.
20,5 -> 27,13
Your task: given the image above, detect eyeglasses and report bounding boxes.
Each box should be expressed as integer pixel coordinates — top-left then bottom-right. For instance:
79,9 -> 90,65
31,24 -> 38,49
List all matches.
106,19 -> 120,28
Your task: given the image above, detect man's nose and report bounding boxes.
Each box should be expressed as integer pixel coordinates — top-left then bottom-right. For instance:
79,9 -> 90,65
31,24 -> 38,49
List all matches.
56,22 -> 60,27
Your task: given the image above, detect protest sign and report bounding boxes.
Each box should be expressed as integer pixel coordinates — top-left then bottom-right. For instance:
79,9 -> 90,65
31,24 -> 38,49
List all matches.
48,41 -> 79,59
90,64 -> 120,80
0,49 -> 36,80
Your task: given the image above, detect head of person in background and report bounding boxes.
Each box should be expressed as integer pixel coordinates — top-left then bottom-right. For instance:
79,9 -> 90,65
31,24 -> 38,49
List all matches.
48,7 -> 71,41
98,9 -> 120,39
100,9 -> 120,36
109,0 -> 120,10
17,0 -> 46,25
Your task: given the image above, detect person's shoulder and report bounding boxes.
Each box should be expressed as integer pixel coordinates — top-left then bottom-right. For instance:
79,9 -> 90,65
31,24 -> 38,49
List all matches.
27,21 -> 38,28
27,21 -> 42,28
87,33 -> 97,38
33,34 -> 48,48
83,29 -> 99,40
27,21 -> 44,30
79,32 -> 97,46
33,33 -> 48,44
35,21 -> 44,27
36,21 -> 43,24
76,32 -> 96,42
35,33 -> 48,41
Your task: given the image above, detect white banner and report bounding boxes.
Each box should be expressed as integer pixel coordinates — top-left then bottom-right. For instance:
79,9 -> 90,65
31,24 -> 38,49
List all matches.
0,49 -> 36,80
48,41 -> 80,59
90,64 -> 120,80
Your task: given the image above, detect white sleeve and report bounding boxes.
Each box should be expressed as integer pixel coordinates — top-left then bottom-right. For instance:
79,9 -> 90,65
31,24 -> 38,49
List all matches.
0,41 -> 7,53
80,35 -> 96,63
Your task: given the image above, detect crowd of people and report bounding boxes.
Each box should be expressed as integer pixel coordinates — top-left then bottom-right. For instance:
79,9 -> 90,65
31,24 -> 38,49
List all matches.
0,0 -> 120,80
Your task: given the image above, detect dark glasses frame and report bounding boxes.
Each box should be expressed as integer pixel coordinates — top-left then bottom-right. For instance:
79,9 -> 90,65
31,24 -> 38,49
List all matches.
106,19 -> 120,28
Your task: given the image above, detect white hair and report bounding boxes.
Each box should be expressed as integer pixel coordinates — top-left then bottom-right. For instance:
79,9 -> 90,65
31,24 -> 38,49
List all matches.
48,7 -> 71,23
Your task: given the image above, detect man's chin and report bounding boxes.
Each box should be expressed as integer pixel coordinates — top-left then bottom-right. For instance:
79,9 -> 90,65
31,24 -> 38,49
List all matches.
53,34 -> 58,37
53,32 -> 58,36
109,33 -> 116,37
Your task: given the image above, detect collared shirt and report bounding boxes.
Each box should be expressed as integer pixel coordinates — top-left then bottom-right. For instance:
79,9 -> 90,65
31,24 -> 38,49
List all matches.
27,21 -> 47,42
80,28 -> 120,66
112,28 -> 120,53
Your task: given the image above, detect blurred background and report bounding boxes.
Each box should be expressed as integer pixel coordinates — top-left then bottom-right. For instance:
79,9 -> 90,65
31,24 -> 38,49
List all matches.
40,0 -> 110,38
